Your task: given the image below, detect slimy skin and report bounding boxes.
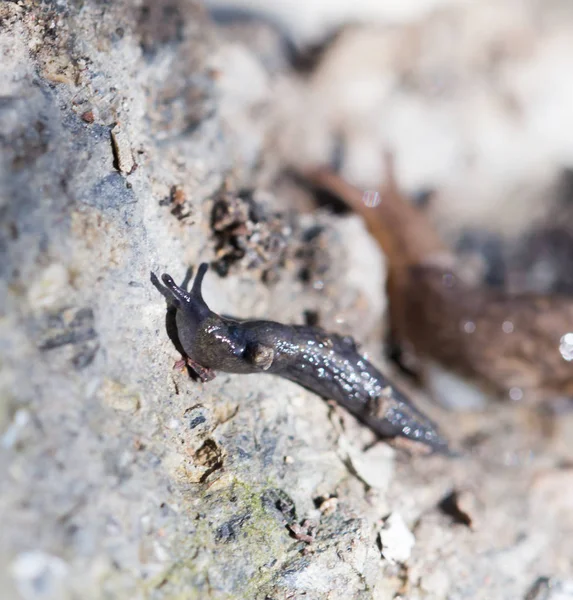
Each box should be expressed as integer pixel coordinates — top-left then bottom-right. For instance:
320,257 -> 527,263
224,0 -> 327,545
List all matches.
152,263 -> 450,453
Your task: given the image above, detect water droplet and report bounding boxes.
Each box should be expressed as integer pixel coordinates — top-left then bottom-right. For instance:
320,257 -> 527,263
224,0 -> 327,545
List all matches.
362,190 -> 381,207
502,321 -> 514,334
559,333 -> 573,361
462,320 -> 476,334
509,387 -> 523,401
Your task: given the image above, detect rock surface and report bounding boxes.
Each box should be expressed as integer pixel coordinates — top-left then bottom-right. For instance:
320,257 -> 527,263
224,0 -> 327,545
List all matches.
1,2 -> 572,599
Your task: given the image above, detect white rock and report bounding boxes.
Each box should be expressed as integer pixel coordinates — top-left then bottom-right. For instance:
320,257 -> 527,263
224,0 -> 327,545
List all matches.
340,436 -> 395,491
11,551 -> 69,600
110,124 -> 135,175
379,513 -> 415,564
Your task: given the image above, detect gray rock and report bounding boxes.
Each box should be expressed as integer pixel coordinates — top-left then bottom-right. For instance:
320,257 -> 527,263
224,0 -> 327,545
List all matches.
0,2 -> 384,598
2,2 -> 572,599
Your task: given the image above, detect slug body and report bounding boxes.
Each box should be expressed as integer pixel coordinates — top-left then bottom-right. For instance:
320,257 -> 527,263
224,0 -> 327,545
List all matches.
154,264 -> 449,453
306,154 -> 573,405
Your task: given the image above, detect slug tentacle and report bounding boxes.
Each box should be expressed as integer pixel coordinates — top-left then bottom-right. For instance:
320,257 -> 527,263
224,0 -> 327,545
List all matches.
150,272 -> 178,305
161,273 -> 192,303
161,265 -> 211,321
191,262 -> 209,300
154,262 -> 450,454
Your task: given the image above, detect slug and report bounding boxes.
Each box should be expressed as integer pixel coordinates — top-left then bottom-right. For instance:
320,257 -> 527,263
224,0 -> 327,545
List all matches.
304,153 -> 573,408
151,263 -> 450,453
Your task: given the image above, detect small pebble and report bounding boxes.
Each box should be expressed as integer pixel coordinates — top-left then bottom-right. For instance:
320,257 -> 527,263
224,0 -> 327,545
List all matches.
80,110 -> 94,123
318,496 -> 338,516
110,124 -> 135,175
379,513 -> 415,564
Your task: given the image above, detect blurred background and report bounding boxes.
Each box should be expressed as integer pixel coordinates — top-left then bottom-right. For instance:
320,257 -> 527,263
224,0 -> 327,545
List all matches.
205,0 -> 573,294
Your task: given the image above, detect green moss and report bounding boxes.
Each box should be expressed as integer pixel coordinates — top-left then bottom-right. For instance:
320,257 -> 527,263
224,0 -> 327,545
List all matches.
143,477 -> 295,599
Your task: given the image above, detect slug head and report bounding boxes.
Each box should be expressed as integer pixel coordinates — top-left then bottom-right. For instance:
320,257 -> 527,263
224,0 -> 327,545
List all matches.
161,264 -> 213,356
160,263 -> 274,373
